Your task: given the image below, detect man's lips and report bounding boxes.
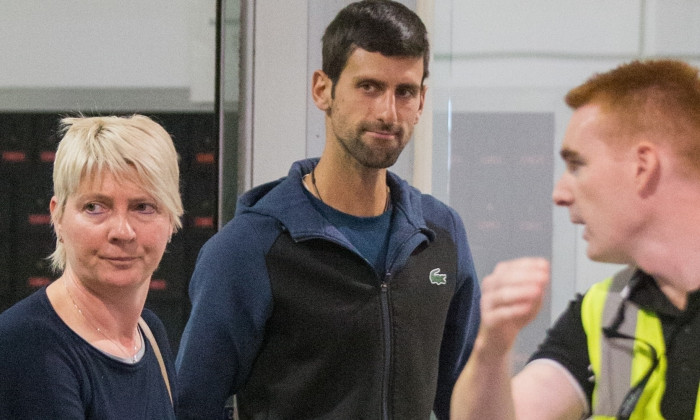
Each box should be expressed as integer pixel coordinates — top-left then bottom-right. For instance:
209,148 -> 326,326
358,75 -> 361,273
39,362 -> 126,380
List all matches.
362,122 -> 401,137
368,130 -> 396,139
568,212 -> 584,225
364,127 -> 402,140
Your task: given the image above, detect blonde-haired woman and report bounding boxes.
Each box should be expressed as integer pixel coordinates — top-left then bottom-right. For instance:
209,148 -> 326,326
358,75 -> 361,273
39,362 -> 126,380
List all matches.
0,115 -> 183,419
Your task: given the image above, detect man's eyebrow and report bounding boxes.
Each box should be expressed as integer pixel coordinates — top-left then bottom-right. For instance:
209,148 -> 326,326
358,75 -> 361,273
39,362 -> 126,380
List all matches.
559,148 -> 580,161
353,76 -> 385,86
352,77 -> 421,91
397,82 -> 421,92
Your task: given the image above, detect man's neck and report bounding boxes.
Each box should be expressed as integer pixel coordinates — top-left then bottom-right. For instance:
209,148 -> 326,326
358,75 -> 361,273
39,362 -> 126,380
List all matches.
311,157 -> 390,217
634,175 -> 700,307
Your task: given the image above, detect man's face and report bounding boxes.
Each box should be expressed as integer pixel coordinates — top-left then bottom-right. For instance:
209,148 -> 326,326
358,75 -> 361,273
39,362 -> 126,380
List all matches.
321,48 -> 425,169
552,104 -> 638,264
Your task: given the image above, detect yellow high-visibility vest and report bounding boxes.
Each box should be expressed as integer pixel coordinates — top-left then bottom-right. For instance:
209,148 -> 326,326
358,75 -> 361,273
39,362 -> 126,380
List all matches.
581,267 -> 700,420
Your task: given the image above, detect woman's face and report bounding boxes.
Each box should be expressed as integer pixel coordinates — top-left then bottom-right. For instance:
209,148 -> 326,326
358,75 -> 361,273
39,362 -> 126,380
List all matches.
51,171 -> 172,292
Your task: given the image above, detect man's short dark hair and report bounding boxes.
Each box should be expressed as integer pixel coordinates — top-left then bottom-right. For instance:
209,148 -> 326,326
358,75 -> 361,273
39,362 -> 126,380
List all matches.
322,0 -> 430,87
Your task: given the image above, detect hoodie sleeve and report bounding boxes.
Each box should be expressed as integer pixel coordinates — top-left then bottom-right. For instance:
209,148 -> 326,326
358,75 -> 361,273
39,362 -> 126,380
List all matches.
433,207 -> 481,420
175,215 -> 276,420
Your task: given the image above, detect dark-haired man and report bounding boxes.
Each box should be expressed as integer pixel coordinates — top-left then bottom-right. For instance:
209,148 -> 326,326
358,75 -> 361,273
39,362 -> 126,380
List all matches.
176,1 -> 480,419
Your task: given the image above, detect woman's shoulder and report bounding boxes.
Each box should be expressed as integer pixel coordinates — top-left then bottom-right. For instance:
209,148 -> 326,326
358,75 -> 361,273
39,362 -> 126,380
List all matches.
139,308 -> 173,353
139,308 -> 166,332
0,288 -> 76,372
0,287 -> 56,335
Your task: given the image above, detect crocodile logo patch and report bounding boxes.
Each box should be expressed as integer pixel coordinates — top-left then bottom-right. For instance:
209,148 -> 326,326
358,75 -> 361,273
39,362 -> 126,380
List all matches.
429,268 -> 447,285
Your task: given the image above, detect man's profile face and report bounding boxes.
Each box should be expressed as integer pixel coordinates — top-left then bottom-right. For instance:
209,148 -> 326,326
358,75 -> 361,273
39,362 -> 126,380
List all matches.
552,104 -> 638,265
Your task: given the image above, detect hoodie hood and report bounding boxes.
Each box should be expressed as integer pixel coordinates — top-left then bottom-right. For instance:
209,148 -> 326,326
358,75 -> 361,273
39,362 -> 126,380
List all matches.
234,158 -> 433,243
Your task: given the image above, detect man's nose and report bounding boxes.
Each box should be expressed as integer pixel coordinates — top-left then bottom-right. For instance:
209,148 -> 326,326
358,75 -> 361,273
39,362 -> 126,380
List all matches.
377,91 -> 398,124
552,174 -> 573,207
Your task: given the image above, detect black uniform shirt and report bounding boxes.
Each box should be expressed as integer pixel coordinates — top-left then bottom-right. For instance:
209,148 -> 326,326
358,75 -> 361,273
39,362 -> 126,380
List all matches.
530,270 -> 700,420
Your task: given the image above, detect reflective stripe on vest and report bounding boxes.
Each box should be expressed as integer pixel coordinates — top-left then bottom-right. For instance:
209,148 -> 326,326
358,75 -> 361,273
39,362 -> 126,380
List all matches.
581,267 -> 667,420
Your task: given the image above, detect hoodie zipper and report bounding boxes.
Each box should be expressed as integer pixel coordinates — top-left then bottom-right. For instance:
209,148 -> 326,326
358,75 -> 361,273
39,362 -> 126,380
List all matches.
380,274 -> 392,420
379,229 -> 427,420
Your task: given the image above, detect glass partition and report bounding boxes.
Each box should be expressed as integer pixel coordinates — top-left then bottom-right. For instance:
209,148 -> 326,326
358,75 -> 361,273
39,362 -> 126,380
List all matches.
430,0 -> 700,370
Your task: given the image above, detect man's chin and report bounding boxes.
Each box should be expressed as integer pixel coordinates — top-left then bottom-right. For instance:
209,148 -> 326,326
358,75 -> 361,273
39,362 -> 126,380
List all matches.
586,248 -> 629,265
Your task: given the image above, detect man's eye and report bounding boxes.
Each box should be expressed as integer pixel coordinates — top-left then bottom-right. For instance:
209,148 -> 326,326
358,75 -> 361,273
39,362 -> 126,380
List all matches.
397,88 -> 417,98
359,83 -> 377,93
566,160 -> 582,172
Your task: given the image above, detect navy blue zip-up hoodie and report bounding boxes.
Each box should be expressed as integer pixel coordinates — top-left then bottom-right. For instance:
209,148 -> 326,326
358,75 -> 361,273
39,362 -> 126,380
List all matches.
176,158 -> 481,420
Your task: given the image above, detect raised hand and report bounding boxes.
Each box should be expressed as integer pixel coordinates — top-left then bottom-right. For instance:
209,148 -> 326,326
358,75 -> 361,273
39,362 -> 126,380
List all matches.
478,258 -> 550,356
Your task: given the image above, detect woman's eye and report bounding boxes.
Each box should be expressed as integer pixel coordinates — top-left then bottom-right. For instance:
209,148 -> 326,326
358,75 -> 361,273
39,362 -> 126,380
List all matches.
135,203 -> 157,214
84,203 -> 105,214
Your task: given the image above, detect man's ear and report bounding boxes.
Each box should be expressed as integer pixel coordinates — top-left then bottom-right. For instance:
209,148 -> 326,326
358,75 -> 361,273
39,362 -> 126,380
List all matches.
414,85 -> 427,124
635,141 -> 660,197
311,70 -> 332,112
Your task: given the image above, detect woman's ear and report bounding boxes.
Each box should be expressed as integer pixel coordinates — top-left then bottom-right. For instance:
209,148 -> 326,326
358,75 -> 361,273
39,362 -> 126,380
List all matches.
311,70 -> 332,112
49,196 -> 62,240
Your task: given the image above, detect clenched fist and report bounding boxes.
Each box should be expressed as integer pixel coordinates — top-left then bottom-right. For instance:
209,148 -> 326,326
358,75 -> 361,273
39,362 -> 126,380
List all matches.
477,258 -> 550,357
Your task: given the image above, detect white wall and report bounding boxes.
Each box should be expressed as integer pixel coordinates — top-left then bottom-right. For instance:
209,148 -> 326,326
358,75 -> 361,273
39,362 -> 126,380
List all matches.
0,0 -> 216,103
249,1 -> 309,187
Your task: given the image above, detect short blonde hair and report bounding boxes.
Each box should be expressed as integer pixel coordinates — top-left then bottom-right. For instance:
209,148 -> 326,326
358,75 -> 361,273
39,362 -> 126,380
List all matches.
50,114 -> 184,272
